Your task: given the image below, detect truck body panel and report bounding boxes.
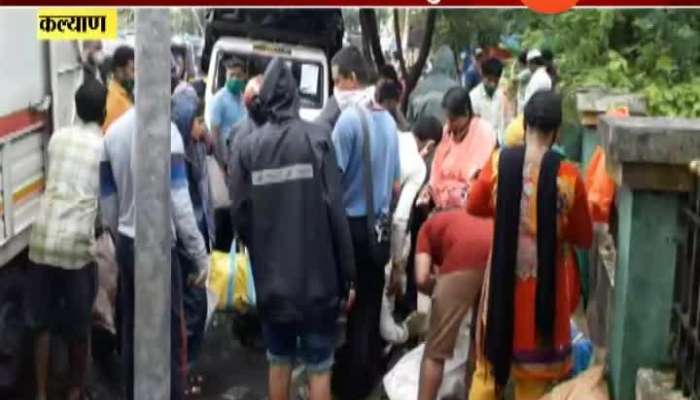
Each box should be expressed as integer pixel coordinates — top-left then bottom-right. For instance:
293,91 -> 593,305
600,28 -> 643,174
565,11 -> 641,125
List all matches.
0,9 -> 82,267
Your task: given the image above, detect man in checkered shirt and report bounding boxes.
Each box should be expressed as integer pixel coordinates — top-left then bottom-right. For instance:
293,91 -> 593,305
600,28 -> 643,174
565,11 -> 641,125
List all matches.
28,80 -> 107,400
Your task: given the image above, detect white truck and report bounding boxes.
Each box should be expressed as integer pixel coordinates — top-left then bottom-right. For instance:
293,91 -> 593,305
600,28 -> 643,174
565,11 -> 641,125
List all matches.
0,9 -> 84,267
201,9 -> 344,124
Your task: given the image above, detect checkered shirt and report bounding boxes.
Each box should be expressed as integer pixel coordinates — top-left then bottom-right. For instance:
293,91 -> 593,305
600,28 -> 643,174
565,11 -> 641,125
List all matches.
29,122 -> 103,269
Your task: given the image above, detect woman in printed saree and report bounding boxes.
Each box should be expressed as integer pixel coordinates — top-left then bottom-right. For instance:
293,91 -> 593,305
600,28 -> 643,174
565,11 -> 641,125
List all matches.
467,91 -> 593,400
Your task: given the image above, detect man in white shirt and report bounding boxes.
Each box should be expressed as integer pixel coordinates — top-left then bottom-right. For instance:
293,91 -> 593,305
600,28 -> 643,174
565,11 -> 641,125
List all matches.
390,116 -> 443,294
523,49 -> 553,108
470,57 -> 508,146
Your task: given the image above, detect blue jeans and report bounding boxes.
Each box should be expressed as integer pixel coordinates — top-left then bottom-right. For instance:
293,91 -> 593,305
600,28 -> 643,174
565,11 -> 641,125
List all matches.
262,318 -> 338,374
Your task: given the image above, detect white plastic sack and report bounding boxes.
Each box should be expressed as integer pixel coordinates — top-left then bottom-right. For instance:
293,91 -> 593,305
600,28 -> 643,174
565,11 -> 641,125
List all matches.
207,155 -> 231,209
383,312 -> 471,400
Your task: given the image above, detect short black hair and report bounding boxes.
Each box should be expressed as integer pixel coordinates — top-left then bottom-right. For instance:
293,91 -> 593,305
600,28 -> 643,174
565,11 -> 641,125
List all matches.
191,79 -> 206,101
518,49 -> 528,65
413,116 -> 443,143
224,57 -> 245,71
376,80 -> 401,104
379,64 -> 399,83
481,58 -> 504,79
524,90 -> 562,134
112,45 -> 134,71
441,87 -> 472,118
75,80 -> 107,123
541,49 -> 554,63
530,56 -> 547,67
331,46 -> 370,84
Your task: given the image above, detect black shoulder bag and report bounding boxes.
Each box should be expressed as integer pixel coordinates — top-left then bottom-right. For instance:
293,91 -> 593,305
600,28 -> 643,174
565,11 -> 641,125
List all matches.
356,105 -> 392,267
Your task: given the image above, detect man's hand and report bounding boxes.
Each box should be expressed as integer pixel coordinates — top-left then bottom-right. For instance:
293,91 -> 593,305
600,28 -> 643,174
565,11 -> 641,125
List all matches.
419,140 -> 436,160
341,288 -> 356,313
416,185 -> 432,207
386,263 -> 404,297
187,264 -> 208,288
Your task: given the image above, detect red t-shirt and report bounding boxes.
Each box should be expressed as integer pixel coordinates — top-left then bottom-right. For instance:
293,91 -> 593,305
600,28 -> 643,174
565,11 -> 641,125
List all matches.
416,209 -> 493,275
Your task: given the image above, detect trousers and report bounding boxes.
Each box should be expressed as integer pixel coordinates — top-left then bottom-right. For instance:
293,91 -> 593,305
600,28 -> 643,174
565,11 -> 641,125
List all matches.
332,217 -> 389,400
116,234 -> 187,400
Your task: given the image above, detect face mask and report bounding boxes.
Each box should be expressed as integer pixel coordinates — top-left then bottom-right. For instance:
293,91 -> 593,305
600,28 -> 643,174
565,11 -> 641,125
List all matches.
121,79 -> 135,95
335,87 -> 373,110
484,84 -> 497,98
226,78 -> 246,96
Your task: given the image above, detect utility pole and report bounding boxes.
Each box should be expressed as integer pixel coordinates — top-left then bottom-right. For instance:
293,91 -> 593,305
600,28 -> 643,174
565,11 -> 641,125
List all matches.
134,9 -> 171,400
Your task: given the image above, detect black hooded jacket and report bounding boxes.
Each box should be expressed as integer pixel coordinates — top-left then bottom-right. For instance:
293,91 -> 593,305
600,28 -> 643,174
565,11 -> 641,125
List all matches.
228,58 -> 356,324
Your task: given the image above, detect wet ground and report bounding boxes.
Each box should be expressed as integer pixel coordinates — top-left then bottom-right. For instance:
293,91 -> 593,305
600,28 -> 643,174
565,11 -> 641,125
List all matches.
87,314 -> 270,400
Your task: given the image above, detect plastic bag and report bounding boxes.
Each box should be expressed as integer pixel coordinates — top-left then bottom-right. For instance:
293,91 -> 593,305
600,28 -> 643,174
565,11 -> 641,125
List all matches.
207,239 -> 256,313
540,365 -> 609,400
207,155 -> 231,209
586,146 -> 616,224
383,313 -> 471,400
92,232 -> 118,334
570,321 -> 594,377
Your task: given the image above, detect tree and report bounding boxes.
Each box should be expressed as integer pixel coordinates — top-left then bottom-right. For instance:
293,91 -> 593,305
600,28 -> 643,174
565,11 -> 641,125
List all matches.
360,9 -> 385,69
393,9 -> 438,111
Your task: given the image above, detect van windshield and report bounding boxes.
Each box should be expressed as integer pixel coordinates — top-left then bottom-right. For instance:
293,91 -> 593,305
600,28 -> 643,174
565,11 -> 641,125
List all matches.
215,51 -> 324,110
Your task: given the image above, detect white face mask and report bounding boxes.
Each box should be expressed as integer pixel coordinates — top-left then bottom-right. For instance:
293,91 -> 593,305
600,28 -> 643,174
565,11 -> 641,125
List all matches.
334,86 -> 374,110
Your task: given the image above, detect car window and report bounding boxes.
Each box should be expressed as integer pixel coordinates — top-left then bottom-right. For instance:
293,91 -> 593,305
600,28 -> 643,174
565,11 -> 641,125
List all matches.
214,51 -> 324,110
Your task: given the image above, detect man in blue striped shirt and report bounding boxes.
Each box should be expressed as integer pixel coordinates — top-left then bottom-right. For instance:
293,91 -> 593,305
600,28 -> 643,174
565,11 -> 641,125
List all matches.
100,104 -> 209,400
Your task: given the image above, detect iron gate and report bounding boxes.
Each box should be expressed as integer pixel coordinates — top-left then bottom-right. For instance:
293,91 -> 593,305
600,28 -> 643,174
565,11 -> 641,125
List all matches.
672,174 -> 700,399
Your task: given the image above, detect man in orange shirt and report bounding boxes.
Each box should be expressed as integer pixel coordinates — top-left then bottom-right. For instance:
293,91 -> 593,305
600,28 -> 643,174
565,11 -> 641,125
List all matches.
103,45 -> 134,132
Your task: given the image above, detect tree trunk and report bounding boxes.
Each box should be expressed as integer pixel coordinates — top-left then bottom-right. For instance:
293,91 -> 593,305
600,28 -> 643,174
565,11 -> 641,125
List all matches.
359,9 -> 385,72
393,8 -> 408,79
401,9 -> 437,112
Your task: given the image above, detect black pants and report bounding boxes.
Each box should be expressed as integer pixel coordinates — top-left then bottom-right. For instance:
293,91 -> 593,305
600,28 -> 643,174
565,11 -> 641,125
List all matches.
397,203 -> 430,318
177,248 -> 207,366
332,217 -> 388,400
116,234 -> 186,400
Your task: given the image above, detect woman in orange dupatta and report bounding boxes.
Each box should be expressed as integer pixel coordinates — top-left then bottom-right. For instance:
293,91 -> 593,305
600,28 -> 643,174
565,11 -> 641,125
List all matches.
467,91 -> 593,400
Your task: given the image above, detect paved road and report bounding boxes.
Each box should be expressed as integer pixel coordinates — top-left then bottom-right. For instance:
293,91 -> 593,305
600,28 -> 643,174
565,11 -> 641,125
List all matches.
87,314 -> 270,400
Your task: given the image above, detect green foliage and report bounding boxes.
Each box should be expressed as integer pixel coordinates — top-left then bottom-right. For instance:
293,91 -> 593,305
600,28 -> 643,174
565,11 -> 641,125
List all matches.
521,10 -> 700,118
434,9 -> 700,118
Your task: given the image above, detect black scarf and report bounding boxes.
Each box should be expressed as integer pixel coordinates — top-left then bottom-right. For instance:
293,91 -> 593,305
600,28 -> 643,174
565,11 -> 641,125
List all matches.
484,146 -> 562,388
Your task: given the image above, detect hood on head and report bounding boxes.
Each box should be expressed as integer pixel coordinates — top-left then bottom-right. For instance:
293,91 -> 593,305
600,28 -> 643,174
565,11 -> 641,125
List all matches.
259,57 -> 300,123
430,45 -> 457,78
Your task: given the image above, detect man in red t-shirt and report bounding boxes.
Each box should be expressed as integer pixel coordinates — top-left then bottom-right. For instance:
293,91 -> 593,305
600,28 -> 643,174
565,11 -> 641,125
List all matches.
415,208 -> 493,400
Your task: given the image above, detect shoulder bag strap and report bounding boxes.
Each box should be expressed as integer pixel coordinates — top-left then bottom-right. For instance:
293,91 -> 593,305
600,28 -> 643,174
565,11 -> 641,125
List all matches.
355,105 -> 377,244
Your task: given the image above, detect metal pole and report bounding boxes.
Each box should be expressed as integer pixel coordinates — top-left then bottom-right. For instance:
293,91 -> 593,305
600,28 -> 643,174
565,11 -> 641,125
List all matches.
134,9 -> 171,400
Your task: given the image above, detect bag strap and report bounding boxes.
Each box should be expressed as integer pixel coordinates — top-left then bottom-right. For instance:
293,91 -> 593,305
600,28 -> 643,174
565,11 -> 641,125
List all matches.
355,105 -> 377,243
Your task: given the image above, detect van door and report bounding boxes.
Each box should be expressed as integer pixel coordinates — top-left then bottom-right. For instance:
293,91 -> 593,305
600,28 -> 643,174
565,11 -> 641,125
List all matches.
49,41 -> 84,130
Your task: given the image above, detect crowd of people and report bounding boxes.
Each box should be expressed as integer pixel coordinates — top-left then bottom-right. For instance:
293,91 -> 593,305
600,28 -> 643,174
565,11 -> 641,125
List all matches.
26,37 -> 591,400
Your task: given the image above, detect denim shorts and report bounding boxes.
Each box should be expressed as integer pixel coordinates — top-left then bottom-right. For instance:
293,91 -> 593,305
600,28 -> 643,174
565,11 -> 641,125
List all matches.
261,318 -> 338,374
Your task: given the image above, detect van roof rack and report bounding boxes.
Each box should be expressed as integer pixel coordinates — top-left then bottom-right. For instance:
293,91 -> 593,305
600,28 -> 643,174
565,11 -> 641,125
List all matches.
201,9 -> 344,73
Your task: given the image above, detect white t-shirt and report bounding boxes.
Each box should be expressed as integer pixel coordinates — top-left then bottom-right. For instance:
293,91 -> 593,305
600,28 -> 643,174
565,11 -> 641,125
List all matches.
470,83 -> 507,146
391,131 -> 427,264
523,67 -> 552,108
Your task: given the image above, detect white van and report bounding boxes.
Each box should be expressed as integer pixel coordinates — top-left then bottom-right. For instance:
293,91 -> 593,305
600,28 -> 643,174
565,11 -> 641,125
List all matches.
205,36 -> 329,126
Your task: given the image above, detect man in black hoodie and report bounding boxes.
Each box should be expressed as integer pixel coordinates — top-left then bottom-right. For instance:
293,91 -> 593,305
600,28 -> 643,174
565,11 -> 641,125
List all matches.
228,58 -> 355,400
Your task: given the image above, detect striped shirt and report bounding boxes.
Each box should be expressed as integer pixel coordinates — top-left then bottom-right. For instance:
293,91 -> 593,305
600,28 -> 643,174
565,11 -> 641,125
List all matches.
29,122 -> 103,269
100,108 -> 209,272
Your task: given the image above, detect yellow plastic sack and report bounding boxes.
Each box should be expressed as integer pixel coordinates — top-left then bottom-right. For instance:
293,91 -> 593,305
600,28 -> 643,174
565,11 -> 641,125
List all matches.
207,240 -> 256,314
504,113 -> 525,147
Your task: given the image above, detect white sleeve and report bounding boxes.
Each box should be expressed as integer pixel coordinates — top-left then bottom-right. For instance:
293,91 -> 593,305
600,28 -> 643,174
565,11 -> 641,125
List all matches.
380,291 -> 410,345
